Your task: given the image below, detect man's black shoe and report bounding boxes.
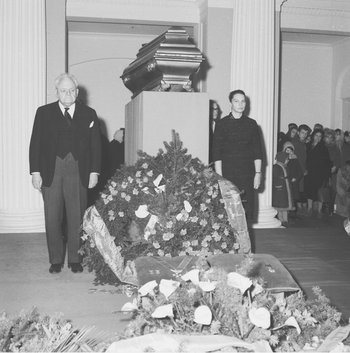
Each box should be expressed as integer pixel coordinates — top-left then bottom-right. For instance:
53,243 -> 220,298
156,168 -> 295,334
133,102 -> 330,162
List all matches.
49,264 -> 62,274
68,263 -> 83,273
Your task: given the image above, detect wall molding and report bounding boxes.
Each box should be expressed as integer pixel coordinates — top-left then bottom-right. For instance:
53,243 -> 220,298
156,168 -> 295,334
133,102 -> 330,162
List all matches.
67,0 -> 200,23
281,0 -> 350,33
283,40 -> 333,48
283,5 -> 350,19
207,0 -> 233,9
284,0 -> 350,13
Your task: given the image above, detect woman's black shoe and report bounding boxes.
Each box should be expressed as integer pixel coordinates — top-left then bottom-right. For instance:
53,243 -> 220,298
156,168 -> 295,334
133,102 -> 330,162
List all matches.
68,263 -> 83,273
49,264 -> 62,273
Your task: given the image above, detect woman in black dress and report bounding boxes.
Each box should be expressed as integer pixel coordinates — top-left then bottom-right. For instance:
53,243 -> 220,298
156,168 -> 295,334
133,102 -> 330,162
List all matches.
304,128 -> 331,217
212,90 -> 263,221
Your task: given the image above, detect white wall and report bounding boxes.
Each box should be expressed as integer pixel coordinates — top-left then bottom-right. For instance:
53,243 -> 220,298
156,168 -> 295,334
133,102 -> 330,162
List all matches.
203,6 -> 233,115
68,32 -> 156,140
332,38 -> 350,131
280,42 -> 333,132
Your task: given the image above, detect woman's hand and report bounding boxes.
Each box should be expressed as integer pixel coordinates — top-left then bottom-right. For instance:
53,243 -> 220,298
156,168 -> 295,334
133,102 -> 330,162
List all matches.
254,172 -> 262,189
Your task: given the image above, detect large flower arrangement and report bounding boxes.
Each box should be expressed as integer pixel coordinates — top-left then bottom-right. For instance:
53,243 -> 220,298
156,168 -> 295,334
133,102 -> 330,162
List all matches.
112,257 -> 350,352
81,131 -> 242,285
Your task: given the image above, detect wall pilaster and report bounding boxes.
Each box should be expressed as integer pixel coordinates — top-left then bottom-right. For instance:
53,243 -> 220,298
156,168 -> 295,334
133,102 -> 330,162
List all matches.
230,0 -> 281,228
0,0 -> 46,232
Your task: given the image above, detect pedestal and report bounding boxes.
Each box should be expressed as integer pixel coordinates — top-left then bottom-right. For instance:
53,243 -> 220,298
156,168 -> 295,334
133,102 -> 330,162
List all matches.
125,91 -> 209,165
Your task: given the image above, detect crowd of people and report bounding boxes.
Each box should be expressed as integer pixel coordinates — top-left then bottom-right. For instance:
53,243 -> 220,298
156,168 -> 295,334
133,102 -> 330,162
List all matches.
273,122 -> 350,227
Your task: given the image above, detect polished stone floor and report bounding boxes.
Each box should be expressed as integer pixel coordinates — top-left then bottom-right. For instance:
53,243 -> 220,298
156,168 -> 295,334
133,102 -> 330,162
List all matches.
0,212 -> 349,338
0,232 -> 130,337
252,212 -> 350,320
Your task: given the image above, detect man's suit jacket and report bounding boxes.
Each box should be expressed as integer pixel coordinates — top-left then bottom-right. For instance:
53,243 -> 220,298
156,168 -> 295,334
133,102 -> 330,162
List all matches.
29,101 -> 102,188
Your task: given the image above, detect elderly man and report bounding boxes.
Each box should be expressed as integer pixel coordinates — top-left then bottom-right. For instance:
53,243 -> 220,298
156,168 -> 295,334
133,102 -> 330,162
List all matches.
29,73 -> 101,274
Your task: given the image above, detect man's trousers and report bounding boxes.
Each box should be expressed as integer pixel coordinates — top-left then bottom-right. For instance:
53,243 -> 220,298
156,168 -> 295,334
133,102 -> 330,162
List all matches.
42,153 -> 87,265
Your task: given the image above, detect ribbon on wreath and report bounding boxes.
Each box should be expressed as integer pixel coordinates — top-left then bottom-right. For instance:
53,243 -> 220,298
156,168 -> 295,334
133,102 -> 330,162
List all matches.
217,178 -> 251,254
344,218 -> 350,236
82,205 -> 138,285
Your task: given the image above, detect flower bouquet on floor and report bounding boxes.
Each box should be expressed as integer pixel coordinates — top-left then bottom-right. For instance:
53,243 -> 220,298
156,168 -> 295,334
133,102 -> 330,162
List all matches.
106,257 -> 350,352
0,308 -> 113,352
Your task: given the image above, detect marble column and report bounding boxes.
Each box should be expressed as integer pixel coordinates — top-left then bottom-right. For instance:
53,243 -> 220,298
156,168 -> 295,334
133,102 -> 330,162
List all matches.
230,0 -> 281,228
0,0 -> 46,232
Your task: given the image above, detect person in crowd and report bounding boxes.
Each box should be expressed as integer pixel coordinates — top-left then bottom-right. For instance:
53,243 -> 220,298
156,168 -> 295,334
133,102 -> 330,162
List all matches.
212,89 -> 263,222
272,149 -> 293,227
277,131 -> 287,152
108,128 -> 125,178
293,124 -> 311,216
29,73 -> 102,274
334,160 -> 350,222
277,123 -> 298,152
209,100 -> 222,163
324,129 -> 342,215
87,127 -> 110,207
313,123 -> 324,131
335,128 -> 344,151
283,141 -> 303,210
305,133 -> 311,144
342,131 -> 350,166
287,123 -> 299,143
304,128 -> 331,218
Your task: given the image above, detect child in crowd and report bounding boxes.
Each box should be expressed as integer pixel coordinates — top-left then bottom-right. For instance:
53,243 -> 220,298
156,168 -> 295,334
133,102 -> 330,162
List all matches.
283,141 -> 303,208
272,144 -> 293,227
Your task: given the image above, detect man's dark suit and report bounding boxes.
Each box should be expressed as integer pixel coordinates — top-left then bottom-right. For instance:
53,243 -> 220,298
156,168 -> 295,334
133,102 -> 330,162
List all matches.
29,101 -> 101,265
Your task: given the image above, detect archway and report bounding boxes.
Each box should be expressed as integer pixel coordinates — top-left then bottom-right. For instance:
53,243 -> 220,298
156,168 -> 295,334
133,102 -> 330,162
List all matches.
335,65 -> 350,131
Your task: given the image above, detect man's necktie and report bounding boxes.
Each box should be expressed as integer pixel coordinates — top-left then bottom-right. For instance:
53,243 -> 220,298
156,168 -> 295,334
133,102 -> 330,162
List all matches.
64,108 -> 72,125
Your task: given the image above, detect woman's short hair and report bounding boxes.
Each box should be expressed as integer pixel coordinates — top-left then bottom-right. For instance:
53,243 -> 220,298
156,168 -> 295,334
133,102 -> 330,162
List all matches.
298,124 -> 311,133
311,128 -> 324,140
324,128 -> 335,141
229,89 -> 246,102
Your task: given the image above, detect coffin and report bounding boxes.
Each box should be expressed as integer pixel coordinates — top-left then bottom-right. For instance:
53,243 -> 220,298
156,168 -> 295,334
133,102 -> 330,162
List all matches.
121,26 -> 205,97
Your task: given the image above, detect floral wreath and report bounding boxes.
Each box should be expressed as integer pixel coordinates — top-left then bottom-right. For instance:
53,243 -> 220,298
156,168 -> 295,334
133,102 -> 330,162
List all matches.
80,131 -> 243,285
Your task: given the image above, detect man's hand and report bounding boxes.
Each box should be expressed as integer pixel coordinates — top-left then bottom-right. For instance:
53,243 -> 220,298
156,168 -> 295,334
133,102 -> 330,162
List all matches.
214,160 -> 222,177
88,173 -> 99,189
32,173 -> 42,191
254,173 -> 262,189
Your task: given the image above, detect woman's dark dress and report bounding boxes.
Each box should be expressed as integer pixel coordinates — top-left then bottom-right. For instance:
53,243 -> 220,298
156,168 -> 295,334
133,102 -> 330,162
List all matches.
212,113 -> 262,219
342,142 -> 350,166
304,141 -> 331,201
